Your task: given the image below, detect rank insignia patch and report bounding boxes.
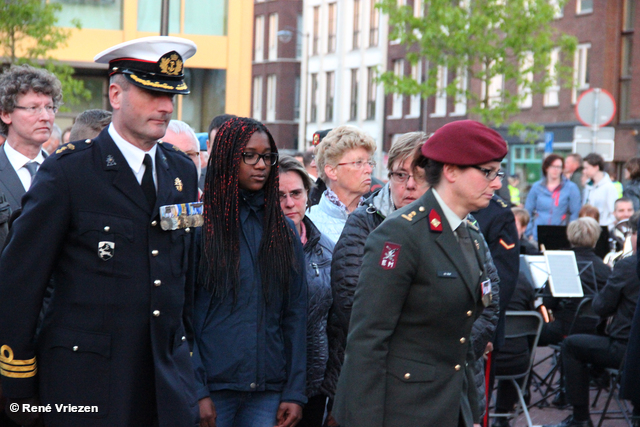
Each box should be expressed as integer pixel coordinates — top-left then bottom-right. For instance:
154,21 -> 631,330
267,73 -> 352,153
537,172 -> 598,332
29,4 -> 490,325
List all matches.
174,177 -> 183,192
499,239 -> 515,250
98,241 -> 115,261
379,242 -> 401,270
429,209 -> 443,232
106,155 -> 117,167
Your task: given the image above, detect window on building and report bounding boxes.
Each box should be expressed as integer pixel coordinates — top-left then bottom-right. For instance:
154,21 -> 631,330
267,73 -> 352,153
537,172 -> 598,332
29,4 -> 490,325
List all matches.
391,60 -> 404,117
266,75 -> 277,122
486,73 -> 504,108
572,43 -> 590,103
136,0 -> 227,35
353,0 -> 361,49
54,0 -> 124,30
549,0 -> 564,18
367,66 -> 377,120
328,3 -> 337,53
325,71 -> 335,122
576,0 -> 593,14
369,0 -> 379,47
268,13 -> 279,60
414,0 -> 423,17
433,65 -> 447,116
544,48 -> 560,106
294,75 -> 301,120
296,14 -> 303,59
409,63 -> 421,117
350,69 -> 359,121
313,6 -> 320,55
310,73 -> 319,122
620,32 -> 633,121
453,66 -> 467,115
184,0 -> 227,35
254,15 -> 265,62
624,0 -> 636,30
181,68 -> 227,131
519,52 -> 533,109
253,76 -> 263,120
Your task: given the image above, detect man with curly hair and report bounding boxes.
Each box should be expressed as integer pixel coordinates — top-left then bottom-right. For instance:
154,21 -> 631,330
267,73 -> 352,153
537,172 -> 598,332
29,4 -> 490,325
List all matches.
0,65 -> 62,211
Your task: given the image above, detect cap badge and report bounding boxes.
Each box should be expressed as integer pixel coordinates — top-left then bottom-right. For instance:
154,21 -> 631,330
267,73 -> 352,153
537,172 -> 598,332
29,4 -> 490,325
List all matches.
312,133 -> 320,145
159,52 -> 183,76
106,155 -> 117,167
429,209 -> 442,232
174,177 -> 183,192
98,241 -> 115,261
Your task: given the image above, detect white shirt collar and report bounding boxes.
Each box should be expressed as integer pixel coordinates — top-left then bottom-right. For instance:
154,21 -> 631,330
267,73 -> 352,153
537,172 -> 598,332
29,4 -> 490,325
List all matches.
3,140 -> 46,171
432,188 -> 465,233
108,123 -> 157,184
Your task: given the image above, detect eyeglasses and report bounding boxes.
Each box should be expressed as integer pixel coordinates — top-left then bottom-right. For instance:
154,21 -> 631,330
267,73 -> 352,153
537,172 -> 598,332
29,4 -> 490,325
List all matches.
279,189 -> 306,202
336,159 -> 376,169
389,171 -> 422,183
241,152 -> 278,166
14,105 -> 58,116
470,165 -> 505,181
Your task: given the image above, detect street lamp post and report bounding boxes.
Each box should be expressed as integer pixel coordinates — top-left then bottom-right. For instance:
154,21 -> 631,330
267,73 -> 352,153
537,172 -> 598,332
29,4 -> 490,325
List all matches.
160,0 -> 170,36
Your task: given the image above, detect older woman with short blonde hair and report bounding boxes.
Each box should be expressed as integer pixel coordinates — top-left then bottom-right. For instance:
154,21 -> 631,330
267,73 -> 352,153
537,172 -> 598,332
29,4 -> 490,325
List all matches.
307,126 -> 376,243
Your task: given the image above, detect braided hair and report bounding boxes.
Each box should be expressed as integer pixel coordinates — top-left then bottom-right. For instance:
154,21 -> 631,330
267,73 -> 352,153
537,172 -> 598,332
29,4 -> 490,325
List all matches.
199,117 -> 297,303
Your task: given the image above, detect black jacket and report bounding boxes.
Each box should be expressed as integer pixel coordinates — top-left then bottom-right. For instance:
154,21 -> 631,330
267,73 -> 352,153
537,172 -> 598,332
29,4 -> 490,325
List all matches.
302,216 -> 334,398
0,190 -> 10,250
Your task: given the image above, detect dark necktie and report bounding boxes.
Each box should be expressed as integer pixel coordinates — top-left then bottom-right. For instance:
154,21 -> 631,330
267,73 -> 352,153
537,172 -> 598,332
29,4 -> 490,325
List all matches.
24,161 -> 39,188
141,154 -> 156,211
457,223 -> 479,278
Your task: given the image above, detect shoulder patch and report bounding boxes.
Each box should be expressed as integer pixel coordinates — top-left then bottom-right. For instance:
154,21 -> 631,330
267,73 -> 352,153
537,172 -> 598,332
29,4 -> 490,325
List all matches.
499,238 -> 515,250
379,242 -> 401,270
55,141 -> 91,158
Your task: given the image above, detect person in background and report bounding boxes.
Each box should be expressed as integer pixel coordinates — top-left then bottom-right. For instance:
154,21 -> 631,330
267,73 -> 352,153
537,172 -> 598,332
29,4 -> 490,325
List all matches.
68,109 -> 112,142
623,157 -> 640,211
0,65 -> 61,212
307,129 -> 331,207
524,154 -> 581,241
202,113 -> 237,189
307,126 -> 376,243
61,126 -> 71,144
193,117 -> 307,427
583,153 -> 618,228
512,208 -> 539,254
293,151 -> 304,164
42,123 -> 61,154
609,169 -> 624,199
323,132 -> 430,411
564,153 -> 584,198
507,174 -> 521,207
578,204 -> 600,223
610,197 -> 634,251
302,147 -> 317,181
544,212 -> 640,427
278,156 -> 334,427
162,119 -> 201,184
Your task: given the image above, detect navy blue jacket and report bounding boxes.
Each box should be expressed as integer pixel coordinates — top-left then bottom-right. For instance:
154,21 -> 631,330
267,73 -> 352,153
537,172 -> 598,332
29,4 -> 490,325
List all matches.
0,129 -> 200,426
192,191 -> 308,405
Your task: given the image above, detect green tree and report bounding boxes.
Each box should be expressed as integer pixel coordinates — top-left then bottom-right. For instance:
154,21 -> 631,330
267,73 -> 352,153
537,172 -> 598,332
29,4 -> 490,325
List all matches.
0,0 -> 90,109
377,0 -> 577,134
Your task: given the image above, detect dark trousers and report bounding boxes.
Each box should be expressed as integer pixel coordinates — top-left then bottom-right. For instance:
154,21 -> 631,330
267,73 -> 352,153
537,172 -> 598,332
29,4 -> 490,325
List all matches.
299,394 -> 327,427
562,334 -> 627,407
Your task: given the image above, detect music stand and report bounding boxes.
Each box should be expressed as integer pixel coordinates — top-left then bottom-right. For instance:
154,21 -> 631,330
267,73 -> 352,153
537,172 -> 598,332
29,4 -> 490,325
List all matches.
544,250 -> 584,297
537,225 -> 610,258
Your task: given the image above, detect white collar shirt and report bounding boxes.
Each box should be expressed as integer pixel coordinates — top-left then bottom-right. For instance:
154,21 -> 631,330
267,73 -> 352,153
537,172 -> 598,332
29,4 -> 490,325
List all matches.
108,123 -> 157,189
3,141 -> 46,191
432,188 -> 467,237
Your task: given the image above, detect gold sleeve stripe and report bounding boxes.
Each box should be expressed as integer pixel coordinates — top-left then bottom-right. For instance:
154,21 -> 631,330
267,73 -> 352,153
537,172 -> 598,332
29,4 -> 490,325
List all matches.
1,345 -> 37,365
0,362 -> 36,372
1,367 -> 37,378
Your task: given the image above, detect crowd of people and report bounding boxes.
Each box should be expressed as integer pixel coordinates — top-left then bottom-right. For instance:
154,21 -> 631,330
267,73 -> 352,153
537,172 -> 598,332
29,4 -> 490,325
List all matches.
0,35 -> 639,427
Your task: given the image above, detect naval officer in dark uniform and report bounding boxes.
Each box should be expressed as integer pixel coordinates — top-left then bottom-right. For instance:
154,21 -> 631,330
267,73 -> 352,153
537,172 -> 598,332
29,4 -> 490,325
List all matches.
332,120 -> 508,427
0,36 -> 200,427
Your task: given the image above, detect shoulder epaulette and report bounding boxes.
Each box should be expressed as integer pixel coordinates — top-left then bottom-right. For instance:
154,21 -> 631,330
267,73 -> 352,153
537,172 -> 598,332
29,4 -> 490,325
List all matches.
158,140 -> 190,159
55,139 -> 93,157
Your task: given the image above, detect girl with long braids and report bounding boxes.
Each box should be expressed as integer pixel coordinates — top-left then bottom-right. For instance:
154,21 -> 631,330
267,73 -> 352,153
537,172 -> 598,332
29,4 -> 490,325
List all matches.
192,117 -> 307,427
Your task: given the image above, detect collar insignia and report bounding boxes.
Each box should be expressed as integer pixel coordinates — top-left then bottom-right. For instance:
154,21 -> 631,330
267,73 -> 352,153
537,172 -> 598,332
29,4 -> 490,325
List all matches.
106,155 -> 117,167
429,209 -> 443,232
174,177 -> 183,192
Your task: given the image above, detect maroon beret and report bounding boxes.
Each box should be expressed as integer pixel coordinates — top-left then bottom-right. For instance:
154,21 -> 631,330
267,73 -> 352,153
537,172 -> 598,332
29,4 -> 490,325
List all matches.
421,120 -> 507,166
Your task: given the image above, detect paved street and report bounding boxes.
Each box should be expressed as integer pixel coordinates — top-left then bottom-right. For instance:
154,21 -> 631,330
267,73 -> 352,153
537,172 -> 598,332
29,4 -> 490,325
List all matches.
490,347 -> 634,427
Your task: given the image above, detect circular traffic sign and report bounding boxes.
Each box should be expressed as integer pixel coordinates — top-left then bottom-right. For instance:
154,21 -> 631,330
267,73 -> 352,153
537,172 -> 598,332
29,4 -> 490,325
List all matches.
575,88 -> 616,127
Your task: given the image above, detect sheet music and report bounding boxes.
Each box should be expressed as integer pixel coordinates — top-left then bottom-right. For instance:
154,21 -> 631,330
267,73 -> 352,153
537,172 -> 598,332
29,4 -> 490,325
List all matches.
545,250 -> 584,297
523,255 -> 549,289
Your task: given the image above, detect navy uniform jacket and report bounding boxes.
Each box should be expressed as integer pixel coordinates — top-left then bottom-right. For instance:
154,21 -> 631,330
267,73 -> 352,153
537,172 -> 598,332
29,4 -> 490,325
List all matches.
333,189 -> 486,427
472,194 -> 519,350
0,128 -> 199,426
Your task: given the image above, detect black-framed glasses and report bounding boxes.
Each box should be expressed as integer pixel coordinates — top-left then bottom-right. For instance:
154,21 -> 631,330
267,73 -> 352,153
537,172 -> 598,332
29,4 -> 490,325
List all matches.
389,171 -> 418,183
241,152 -> 278,166
470,165 -> 505,181
336,159 -> 376,169
14,105 -> 58,116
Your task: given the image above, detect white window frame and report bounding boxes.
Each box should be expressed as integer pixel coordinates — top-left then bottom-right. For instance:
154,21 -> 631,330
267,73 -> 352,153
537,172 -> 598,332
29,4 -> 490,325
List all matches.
389,59 -> 404,118
576,0 -> 593,15
550,0 -> 564,18
254,15 -> 264,62
408,62 -> 421,117
518,52 -> 533,109
544,48 -> 560,107
266,74 -> 276,121
431,65 -> 447,117
452,66 -> 467,116
572,43 -> 590,104
268,13 -> 278,60
252,76 -> 263,120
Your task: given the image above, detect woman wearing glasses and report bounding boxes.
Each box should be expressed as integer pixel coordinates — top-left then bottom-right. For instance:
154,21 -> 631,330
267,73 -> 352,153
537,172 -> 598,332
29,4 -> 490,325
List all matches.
524,154 -> 581,242
278,156 -> 334,427
193,118 -> 307,427
307,126 -> 377,243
